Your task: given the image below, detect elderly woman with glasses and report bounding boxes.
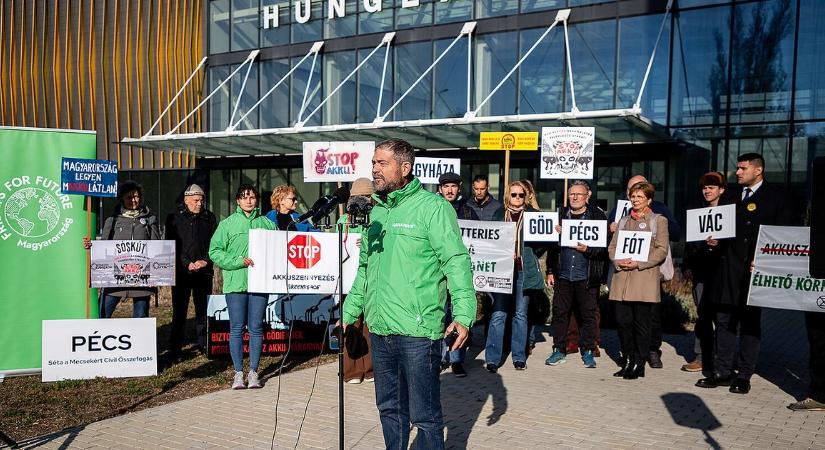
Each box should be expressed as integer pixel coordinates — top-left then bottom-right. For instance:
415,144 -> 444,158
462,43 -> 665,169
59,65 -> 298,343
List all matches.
266,184 -> 318,231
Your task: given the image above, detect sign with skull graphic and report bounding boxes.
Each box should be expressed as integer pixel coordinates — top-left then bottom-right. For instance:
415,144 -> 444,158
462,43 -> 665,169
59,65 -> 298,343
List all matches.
302,141 -> 375,182
539,127 -> 595,179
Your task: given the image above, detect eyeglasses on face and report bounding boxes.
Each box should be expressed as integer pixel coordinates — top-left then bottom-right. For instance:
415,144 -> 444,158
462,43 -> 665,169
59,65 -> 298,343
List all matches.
285,197 -> 298,202
568,192 -> 587,198
510,192 -> 526,198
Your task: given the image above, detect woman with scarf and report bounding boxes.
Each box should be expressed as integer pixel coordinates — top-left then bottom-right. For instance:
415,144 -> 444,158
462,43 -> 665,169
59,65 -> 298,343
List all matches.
484,180 -> 546,372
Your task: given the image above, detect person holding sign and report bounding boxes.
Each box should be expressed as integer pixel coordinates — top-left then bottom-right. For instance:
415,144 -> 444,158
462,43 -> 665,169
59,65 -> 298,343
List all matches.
208,184 -> 276,390
608,182 -> 670,380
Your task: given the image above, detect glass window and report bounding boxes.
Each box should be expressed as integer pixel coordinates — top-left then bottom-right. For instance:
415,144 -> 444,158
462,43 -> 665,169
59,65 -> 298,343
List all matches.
210,0 -> 230,54
791,122 -> 825,187
670,5 -> 731,126
794,0 -> 825,120
231,0 -> 259,51
618,14 -> 670,124
323,51 -> 358,124
728,124 -> 790,185
476,0 -> 517,19
259,58 -> 291,128
475,31 -> 518,116
325,0 -> 358,38
357,47 -> 393,122
396,0 -> 432,29
519,26 -> 565,114
230,62 -> 260,130
260,168 -> 289,214
209,170 -> 232,219
568,0 -> 610,6
292,0 -> 324,43
520,0 -> 564,13
566,20 -> 616,111
291,54 -> 323,126
359,0 -> 394,34
261,0 -> 291,47
394,42 -> 433,120
433,37 -> 469,118
729,0 -> 795,124
288,168 -> 323,215
208,66 -> 232,132
435,0 -> 472,23
677,0 -> 730,8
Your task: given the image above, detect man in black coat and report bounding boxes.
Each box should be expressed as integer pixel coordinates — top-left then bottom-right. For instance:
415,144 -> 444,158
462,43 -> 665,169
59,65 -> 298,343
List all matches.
697,153 -> 791,394
165,184 -> 218,359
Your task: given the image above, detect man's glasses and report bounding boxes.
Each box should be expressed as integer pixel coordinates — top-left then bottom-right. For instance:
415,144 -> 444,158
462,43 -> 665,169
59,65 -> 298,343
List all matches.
568,193 -> 587,198
510,192 -> 526,198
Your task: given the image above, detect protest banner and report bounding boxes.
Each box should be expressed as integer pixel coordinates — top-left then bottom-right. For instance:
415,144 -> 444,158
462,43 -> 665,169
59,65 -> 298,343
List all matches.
748,225 -> 825,313
540,127 -> 595,180
616,200 -> 632,221
686,204 -> 736,242
302,141 -> 374,182
458,219 -> 516,293
247,229 -> 360,294
41,318 -> 157,381
90,240 -> 176,288
523,211 -> 559,242
412,157 -> 461,184
206,294 -> 333,357
560,219 -> 608,248
614,230 -> 652,262
60,158 -> 118,197
479,132 -> 538,151
1,127 -> 96,375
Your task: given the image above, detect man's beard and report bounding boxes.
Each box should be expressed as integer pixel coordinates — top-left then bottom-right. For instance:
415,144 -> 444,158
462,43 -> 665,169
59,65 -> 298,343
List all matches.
375,177 -> 405,197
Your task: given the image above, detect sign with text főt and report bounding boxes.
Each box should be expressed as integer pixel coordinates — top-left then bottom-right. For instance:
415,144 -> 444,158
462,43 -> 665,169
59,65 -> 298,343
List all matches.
614,230 -> 652,262
560,219 -> 608,248
479,132 -> 539,150
90,240 -> 176,288
413,157 -> 461,184
247,229 -> 360,294
42,318 -> 157,381
60,158 -> 118,197
615,200 -> 632,221
458,220 -> 516,293
748,225 -> 825,313
303,141 -> 374,182
523,211 -> 559,242
540,127 -> 595,179
686,204 -> 736,242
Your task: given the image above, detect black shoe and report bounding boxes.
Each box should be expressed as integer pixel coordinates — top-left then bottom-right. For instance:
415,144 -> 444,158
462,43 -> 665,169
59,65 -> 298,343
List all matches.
696,373 -> 735,389
613,358 -> 631,377
440,361 -> 451,372
451,363 -> 467,378
623,359 -> 646,380
648,351 -> 663,369
729,378 -> 751,394
513,361 -> 526,370
485,363 -> 498,373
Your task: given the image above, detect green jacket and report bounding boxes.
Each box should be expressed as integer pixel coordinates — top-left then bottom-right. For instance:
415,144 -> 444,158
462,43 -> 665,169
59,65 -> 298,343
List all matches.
343,178 -> 476,340
208,206 -> 276,293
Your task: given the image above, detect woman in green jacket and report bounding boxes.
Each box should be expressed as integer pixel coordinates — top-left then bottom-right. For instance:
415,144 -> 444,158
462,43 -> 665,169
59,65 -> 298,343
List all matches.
209,184 -> 275,390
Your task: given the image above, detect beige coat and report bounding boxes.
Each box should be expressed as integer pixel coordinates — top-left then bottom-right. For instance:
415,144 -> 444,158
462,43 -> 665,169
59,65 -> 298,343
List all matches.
608,214 -> 669,303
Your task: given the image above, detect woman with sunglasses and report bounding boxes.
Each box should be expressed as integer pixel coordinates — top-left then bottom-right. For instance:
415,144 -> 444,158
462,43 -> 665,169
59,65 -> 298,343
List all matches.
484,180 -> 547,372
266,184 -> 318,231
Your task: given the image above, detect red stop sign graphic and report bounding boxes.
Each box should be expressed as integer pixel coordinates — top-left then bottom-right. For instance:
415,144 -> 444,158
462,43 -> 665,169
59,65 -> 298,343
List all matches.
287,235 -> 322,269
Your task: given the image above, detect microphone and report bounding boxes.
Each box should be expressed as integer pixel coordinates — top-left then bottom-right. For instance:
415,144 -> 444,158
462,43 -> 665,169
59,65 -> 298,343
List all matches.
295,186 -> 351,223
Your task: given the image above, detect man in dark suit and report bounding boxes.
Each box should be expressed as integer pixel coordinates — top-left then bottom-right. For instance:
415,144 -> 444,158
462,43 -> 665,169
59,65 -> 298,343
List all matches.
696,153 -> 791,394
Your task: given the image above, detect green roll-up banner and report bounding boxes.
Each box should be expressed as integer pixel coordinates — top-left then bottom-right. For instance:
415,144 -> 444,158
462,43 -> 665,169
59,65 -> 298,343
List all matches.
0,127 -> 97,374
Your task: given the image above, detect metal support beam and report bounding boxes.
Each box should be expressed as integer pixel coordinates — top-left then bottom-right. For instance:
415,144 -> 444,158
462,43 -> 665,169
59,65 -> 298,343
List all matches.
143,56 -> 207,138
633,0 -> 673,112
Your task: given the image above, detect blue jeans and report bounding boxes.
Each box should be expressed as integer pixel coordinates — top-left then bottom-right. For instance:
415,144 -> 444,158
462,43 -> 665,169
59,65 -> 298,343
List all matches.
225,292 -> 268,373
485,270 -> 528,366
101,295 -> 150,318
370,334 -> 444,450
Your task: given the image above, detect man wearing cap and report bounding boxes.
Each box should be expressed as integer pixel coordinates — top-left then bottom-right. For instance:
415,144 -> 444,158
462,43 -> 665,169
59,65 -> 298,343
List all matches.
165,184 -> 218,359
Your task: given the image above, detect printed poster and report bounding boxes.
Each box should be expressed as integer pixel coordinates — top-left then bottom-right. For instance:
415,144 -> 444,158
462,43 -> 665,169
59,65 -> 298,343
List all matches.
540,127 -> 595,179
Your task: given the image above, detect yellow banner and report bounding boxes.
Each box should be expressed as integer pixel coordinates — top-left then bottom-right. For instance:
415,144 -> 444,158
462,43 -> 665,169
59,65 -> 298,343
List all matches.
479,132 -> 539,151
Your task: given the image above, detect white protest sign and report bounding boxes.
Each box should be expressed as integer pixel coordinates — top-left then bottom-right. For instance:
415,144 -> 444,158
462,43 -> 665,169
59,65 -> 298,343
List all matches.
413,157 -> 461,184
614,230 -> 652,262
616,200 -> 632,221
686,204 -> 736,242
523,211 -> 559,242
748,225 -> 825,313
560,219 -> 608,248
302,141 -> 374,182
90,240 -> 175,288
247,229 -> 360,294
539,127 -> 595,179
42,318 -> 157,381
458,220 -> 516,294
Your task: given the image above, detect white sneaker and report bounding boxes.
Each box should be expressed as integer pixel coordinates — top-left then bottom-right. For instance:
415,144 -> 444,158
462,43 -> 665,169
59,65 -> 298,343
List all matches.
364,377 -> 374,383
346,378 -> 363,384
232,371 -> 246,390
247,371 -> 262,389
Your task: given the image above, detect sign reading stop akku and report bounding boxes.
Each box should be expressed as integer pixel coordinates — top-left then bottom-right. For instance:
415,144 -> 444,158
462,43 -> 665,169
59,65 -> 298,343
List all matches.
288,235 -> 321,269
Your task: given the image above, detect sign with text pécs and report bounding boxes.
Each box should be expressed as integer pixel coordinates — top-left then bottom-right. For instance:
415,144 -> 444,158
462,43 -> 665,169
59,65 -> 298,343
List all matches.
685,204 -> 736,242
42,318 -> 157,381
523,211 -> 559,242
413,157 -> 461,184
60,158 -> 118,197
479,132 -> 538,150
303,141 -> 374,182
90,240 -> 175,288
560,219 -> 607,248
458,220 -> 516,294
614,230 -> 652,262
540,127 -> 595,179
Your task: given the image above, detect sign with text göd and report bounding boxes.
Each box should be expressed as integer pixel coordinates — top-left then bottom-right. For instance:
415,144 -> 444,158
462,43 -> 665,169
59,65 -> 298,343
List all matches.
90,240 -> 175,288
412,157 -> 461,184
479,132 -> 539,150
523,211 -> 559,242
42,318 -> 157,381
303,141 -> 374,182
685,204 -> 736,242
540,127 -> 595,179
247,229 -> 359,294
614,230 -> 653,262
458,219 -> 516,294
60,158 -> 118,197
748,225 -> 825,313
560,219 -> 608,248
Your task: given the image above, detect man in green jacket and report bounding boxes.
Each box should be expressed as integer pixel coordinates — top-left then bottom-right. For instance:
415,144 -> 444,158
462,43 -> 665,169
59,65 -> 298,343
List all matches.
342,139 -> 476,450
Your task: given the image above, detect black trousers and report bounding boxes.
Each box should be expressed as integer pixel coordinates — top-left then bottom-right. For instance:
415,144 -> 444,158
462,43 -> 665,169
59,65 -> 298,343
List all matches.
551,279 -> 598,352
806,311 -> 825,403
650,302 -> 662,354
614,301 -> 654,362
714,304 -> 761,380
169,273 -> 212,352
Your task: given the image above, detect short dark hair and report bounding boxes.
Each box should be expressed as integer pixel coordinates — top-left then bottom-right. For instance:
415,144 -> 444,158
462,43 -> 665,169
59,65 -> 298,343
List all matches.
235,184 -> 259,200
375,139 -> 415,166
118,180 -> 144,200
699,171 -> 727,188
737,152 -> 764,168
473,174 -> 489,184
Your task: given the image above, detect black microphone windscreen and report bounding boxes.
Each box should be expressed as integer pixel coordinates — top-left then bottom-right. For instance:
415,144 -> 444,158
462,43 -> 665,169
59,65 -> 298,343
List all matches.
334,186 -> 351,204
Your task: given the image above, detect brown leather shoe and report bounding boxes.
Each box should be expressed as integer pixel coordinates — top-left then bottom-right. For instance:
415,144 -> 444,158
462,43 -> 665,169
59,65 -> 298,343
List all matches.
681,360 -> 703,372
